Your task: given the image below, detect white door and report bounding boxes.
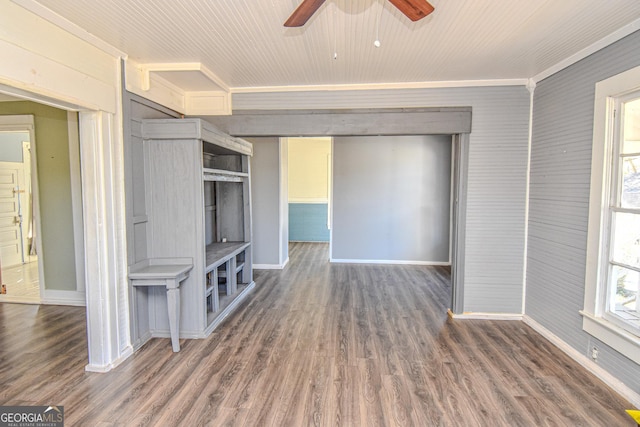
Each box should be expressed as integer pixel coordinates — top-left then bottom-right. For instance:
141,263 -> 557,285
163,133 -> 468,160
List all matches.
0,162 -> 25,268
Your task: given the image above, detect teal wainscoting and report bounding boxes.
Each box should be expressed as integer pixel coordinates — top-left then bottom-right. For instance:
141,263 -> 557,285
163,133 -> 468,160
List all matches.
289,203 -> 330,242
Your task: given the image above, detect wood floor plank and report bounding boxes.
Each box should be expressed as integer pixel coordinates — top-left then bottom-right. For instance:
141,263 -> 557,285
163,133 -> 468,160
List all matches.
301,355 -> 333,426
0,242 -> 634,426
269,308 -> 303,366
220,312 -> 281,409
358,357 -> 387,427
328,364 -> 362,426
334,307 -> 358,367
381,374 -> 419,427
270,350 -> 313,427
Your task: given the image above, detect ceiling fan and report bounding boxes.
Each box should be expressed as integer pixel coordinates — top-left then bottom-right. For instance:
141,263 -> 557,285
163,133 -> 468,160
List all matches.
284,0 -> 434,27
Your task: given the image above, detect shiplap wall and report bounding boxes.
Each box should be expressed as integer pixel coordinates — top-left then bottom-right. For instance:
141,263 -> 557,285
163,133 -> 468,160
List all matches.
289,204 -> 330,242
234,85 -> 530,313
527,30 -> 640,393
248,137 -> 284,265
123,93 -> 179,265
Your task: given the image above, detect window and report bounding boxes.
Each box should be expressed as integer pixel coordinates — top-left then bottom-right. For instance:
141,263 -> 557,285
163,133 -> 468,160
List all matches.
582,66 -> 640,364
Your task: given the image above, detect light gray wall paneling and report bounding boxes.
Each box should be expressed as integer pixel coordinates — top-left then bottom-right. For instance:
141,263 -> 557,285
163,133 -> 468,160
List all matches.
206,108 -> 471,136
248,137 -> 282,266
146,137 -> 204,336
332,135 -> 451,262
233,85 -> 530,313
124,94 -> 180,265
122,91 -> 179,347
527,29 -> 640,393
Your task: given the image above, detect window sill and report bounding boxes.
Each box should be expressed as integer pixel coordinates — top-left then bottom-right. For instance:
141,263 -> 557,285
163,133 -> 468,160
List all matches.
580,310 -> 640,364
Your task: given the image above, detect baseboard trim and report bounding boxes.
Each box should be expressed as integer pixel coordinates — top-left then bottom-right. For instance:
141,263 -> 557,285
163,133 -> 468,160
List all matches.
42,289 -> 86,306
523,315 -> 640,408
84,345 -> 134,373
149,330 -> 207,340
330,258 -> 450,266
448,309 -> 523,321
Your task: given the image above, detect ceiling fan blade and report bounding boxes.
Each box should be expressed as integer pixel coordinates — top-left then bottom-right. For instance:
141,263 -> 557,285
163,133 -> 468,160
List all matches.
284,0 -> 327,27
387,0 -> 434,22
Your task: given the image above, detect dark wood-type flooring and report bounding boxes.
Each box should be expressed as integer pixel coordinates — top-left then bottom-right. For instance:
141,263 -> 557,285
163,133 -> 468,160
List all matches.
0,243 -> 634,426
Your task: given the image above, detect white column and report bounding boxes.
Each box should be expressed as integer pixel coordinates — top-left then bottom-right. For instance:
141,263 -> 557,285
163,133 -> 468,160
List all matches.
79,111 -> 132,372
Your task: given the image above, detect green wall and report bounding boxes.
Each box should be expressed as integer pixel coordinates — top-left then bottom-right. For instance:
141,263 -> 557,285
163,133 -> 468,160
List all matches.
0,102 -> 77,291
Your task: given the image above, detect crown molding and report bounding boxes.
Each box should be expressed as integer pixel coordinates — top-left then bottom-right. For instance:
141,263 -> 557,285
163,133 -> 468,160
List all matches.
230,78 -> 529,94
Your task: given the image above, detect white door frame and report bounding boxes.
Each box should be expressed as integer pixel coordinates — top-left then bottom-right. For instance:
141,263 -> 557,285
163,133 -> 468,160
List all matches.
21,140 -> 34,264
0,115 -> 45,303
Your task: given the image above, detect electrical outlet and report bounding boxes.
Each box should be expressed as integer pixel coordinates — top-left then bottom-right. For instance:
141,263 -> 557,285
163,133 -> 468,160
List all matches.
591,346 -> 599,361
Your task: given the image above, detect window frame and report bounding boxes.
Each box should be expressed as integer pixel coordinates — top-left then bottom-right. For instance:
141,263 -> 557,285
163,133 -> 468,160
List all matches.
582,65 -> 640,365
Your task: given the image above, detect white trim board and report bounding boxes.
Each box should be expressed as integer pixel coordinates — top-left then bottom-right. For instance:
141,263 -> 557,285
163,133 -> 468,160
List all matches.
523,315 -> 640,408
449,310 -> 523,321
85,345 -> 134,373
330,258 -> 450,266
254,258 -> 289,270
232,79 -> 528,94
67,111 -> 86,297
288,198 -> 329,204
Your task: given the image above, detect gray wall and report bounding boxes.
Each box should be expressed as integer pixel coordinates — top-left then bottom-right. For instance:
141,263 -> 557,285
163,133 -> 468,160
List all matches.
123,94 -> 179,266
332,135 -> 451,263
234,85 -> 530,313
527,29 -> 640,393
0,131 -> 29,162
248,137 -> 283,266
122,92 -> 179,347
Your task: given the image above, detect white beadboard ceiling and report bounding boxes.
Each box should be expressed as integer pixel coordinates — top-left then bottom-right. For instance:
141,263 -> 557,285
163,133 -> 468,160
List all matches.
25,0 -> 640,89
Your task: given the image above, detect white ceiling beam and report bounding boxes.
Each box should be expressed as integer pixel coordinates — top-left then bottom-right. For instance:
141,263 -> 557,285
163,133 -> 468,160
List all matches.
140,62 -> 230,93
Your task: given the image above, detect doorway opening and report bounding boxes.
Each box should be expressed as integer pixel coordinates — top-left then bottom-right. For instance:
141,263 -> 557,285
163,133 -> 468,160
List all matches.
286,137 -> 333,244
0,107 -> 85,307
0,116 -> 44,303
0,130 -> 39,301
